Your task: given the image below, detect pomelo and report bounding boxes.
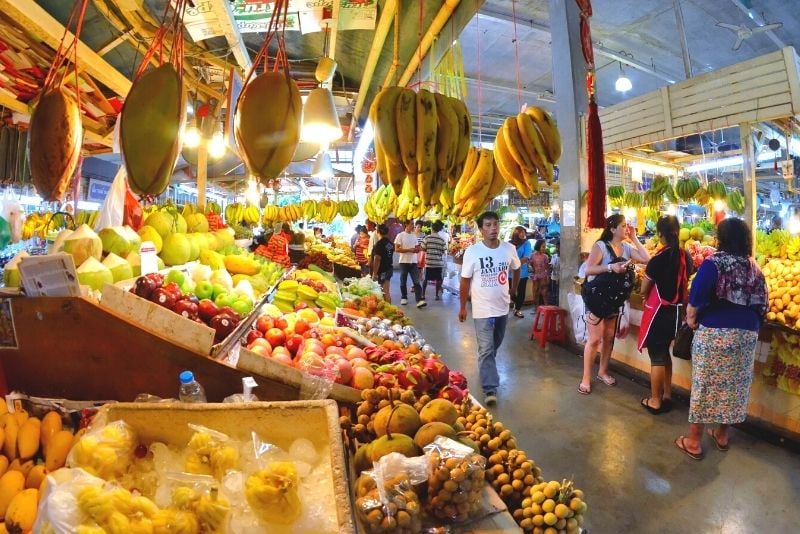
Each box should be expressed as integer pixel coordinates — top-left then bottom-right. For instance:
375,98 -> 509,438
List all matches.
160,233 -> 191,266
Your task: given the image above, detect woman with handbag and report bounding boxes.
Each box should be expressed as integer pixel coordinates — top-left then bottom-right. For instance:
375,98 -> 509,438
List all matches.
579,214 -> 650,394
675,218 -> 768,460
638,216 -> 693,414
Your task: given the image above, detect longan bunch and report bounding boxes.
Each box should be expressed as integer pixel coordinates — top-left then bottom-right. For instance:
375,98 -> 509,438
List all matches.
517,479 -> 587,533
341,387 -> 419,443
354,472 -> 423,533
425,450 -> 486,523
486,448 -> 542,505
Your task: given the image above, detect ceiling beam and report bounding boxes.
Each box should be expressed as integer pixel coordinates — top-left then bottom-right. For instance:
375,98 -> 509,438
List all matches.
396,0 -> 462,87
206,0 -> 252,72
463,76 -> 556,104
477,7 -> 680,84
729,0 -> 785,49
0,0 -> 131,96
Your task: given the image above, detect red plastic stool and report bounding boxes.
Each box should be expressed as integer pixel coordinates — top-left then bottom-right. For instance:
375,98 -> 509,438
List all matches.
530,305 -> 567,348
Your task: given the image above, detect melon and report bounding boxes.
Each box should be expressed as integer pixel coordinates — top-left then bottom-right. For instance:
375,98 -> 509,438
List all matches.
3,251 -> 28,288
61,225 -> 102,266
76,257 -> 113,290
690,227 -> 705,241
98,225 -> 141,256
102,253 -> 134,282
137,225 -> 163,253
160,233 -> 191,266
679,228 -> 690,242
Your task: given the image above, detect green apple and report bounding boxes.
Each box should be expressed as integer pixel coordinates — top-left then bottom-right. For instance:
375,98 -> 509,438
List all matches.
195,280 -> 214,300
215,292 -> 236,308
212,283 -> 227,300
165,269 -> 185,286
231,299 -> 252,316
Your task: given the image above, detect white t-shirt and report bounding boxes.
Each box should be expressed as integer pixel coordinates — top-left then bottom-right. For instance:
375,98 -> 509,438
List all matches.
437,230 -> 450,246
394,231 -> 418,264
461,241 -> 521,319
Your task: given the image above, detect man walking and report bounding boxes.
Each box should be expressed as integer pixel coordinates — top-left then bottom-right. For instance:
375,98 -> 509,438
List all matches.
422,220 -> 447,300
458,211 -> 521,405
395,220 -> 427,308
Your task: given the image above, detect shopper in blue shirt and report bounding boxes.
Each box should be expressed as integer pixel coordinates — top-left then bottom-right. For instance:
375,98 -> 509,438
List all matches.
510,226 -> 532,318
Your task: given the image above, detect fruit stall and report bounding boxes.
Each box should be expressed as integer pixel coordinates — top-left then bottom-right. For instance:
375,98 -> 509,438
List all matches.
569,47 -> 800,440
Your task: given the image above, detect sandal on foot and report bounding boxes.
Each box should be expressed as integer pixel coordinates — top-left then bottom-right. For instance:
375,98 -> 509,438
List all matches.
674,436 -> 704,460
597,374 -> 617,386
641,397 -> 664,415
661,398 -> 673,413
707,428 -> 729,451
577,383 -> 591,395
514,310 -> 524,318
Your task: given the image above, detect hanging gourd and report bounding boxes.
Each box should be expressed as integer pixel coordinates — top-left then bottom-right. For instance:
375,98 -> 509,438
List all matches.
120,1 -> 188,196
28,0 -> 89,202
235,0 -> 301,183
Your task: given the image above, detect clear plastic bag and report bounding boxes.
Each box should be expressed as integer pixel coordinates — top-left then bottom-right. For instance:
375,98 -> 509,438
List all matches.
423,436 -> 487,524
355,452 -> 427,533
241,432 -> 302,526
157,472 -> 232,534
184,424 -> 240,481
67,420 -> 137,480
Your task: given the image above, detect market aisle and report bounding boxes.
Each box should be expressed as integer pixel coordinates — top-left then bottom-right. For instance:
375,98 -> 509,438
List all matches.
395,287 -> 800,533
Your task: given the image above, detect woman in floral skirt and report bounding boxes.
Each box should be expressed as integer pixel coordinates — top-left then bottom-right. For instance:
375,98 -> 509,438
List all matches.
675,218 -> 768,459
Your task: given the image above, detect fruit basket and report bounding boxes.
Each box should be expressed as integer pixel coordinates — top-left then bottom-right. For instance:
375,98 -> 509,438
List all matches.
91,400 -> 356,533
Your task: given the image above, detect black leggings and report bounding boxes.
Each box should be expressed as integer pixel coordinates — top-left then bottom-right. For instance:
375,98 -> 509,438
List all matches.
514,277 -> 528,310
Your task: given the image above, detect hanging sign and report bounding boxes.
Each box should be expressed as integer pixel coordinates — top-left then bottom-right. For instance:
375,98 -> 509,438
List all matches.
183,1 -> 376,40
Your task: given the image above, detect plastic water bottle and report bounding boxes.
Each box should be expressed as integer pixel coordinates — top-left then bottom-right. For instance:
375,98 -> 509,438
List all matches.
178,371 -> 207,403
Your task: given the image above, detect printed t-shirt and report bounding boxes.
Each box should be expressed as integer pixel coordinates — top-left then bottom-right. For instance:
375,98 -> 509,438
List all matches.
461,241 -> 521,319
394,231 -> 418,264
371,237 -> 395,275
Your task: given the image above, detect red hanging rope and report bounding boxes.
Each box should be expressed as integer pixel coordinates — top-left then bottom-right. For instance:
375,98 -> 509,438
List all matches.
511,0 -> 522,111
245,0 -> 291,86
133,0 -> 187,81
577,0 -> 606,229
43,0 -> 90,100
475,3 -> 483,142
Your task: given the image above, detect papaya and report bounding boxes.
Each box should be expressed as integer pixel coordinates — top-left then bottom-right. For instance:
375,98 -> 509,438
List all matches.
121,64 -> 186,196
4,488 -> 37,531
235,71 -> 302,181
28,87 -> 82,201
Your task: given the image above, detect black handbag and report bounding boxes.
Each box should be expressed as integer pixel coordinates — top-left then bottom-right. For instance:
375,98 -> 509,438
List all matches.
672,323 -> 694,360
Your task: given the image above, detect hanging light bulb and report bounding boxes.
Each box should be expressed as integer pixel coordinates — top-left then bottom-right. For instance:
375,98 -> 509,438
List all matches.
208,131 -> 226,160
301,87 -> 342,144
245,176 -> 260,206
615,62 -> 632,92
312,151 -> 334,179
713,199 -> 727,212
183,125 -> 201,148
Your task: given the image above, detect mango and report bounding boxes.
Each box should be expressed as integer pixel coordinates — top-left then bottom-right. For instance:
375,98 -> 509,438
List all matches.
0,471 -> 25,519
4,488 -> 37,532
40,412 -> 62,450
45,430 -> 73,472
16,419 -> 40,460
24,466 -> 45,491
7,461 -> 32,479
3,418 -> 17,461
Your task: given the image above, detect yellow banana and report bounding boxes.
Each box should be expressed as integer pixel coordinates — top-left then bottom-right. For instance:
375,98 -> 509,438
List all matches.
369,86 -> 404,165
375,142 -> 389,186
434,93 -> 459,173
385,158 -> 406,195
415,89 -> 438,205
517,112 -> 553,184
449,97 -> 472,172
395,88 -> 418,175
453,146 -> 478,204
493,127 -> 531,197
457,149 -> 493,205
524,106 -> 561,163
502,117 -> 535,173
460,157 -> 494,218
487,157 -> 507,200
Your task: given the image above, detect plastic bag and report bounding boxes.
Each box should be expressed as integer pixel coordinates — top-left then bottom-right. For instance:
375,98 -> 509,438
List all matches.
242,433 -> 302,525
67,420 -> 137,480
124,184 -> 144,231
567,292 -> 588,344
423,436 -> 487,524
184,424 -> 240,481
1,194 -> 23,243
355,452 -> 427,533
94,166 -> 127,232
157,472 -> 231,533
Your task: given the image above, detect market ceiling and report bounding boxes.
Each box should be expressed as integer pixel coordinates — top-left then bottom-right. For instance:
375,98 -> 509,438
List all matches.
18,0 -> 800,149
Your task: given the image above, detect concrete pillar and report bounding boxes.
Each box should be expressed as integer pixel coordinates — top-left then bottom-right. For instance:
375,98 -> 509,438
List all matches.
549,0 -> 588,341
740,122 -> 756,253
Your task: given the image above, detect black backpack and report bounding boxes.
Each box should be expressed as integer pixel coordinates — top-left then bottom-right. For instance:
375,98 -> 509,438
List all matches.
581,242 -> 636,319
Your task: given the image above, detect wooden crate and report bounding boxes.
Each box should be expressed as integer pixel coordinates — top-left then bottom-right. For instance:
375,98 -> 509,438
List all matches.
94,401 -> 355,534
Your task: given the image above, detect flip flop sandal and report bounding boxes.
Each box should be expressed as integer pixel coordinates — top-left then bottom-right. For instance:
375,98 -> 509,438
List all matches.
674,436 -> 704,460
514,310 -> 524,318
597,374 -> 617,386
707,428 -> 730,451
661,399 -> 673,413
641,397 -> 664,415
577,383 -> 591,395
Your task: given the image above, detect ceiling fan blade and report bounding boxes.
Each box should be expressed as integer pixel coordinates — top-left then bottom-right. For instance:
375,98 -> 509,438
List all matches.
733,37 -> 744,50
752,23 -> 783,33
717,22 -> 740,31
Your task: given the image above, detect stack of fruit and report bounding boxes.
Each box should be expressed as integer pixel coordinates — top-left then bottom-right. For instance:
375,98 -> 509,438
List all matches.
224,202 -> 261,227
762,258 -> 800,329
341,295 -> 409,324
493,107 -> 561,197
271,279 -> 342,314
0,405 -> 80,533
765,331 -> 800,396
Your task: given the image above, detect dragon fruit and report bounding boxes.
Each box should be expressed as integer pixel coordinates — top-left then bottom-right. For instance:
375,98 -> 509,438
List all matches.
438,385 -> 466,404
423,357 -> 450,389
448,371 -> 468,390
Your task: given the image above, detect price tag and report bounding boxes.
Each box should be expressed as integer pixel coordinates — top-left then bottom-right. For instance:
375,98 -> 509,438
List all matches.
140,241 -> 159,275
19,253 -> 80,297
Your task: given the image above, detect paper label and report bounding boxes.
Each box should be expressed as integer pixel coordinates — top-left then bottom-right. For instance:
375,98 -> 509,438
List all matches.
140,241 -> 159,275
19,253 -> 80,297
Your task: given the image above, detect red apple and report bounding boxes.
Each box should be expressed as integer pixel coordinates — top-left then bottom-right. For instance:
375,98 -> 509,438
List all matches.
246,330 -> 264,345
294,319 -> 310,335
272,350 -> 293,366
286,334 -> 304,355
173,299 -> 199,320
349,367 -> 374,389
256,316 -> 275,334
265,328 -> 286,347
152,288 -> 178,310
272,346 -> 291,359
197,299 -> 219,322
303,339 -> 326,356
326,346 -> 346,358
345,346 -> 367,361
249,337 -> 272,353
333,358 -> 353,384
275,317 -> 289,330
210,313 -> 238,342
